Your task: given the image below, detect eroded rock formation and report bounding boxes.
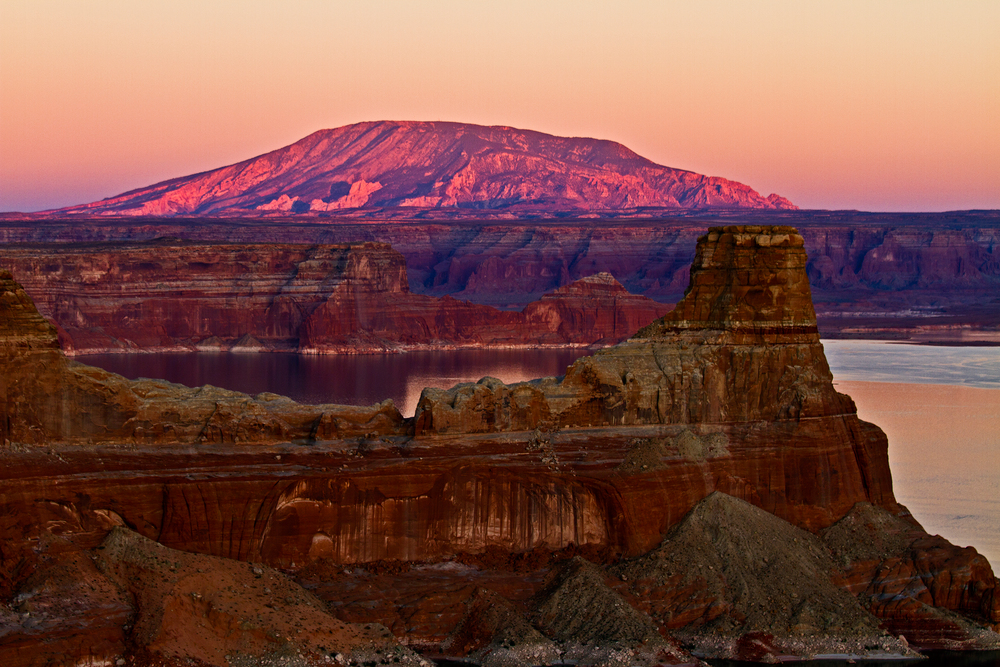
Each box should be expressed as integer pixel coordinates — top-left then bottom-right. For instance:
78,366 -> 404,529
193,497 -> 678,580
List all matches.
1,226 -> 998,665
0,241 -> 670,354
412,226 -> 895,531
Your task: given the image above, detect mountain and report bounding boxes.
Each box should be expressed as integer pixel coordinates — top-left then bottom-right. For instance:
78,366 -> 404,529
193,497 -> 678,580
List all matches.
54,121 -> 796,216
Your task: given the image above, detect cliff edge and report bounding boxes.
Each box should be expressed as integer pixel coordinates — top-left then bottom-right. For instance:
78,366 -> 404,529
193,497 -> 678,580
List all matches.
0,241 -> 671,354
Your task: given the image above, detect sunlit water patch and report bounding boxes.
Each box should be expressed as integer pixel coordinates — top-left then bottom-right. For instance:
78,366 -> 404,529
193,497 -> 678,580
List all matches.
77,348 -> 592,417
822,339 -> 1000,389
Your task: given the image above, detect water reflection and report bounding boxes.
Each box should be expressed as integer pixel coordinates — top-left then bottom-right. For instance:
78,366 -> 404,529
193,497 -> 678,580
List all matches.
78,348 -> 591,417
837,380 -> 1000,571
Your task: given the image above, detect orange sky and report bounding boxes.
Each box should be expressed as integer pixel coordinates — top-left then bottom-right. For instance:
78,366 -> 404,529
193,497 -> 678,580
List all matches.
1,1 -> 998,213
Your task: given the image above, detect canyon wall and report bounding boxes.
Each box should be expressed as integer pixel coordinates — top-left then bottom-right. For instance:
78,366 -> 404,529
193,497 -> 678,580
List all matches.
2,211 -> 996,337
0,241 -> 670,354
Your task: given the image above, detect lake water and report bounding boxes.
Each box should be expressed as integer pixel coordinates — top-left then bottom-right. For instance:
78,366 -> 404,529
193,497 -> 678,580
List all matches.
76,348 -> 592,417
822,340 -> 1000,571
821,339 -> 1000,390
79,341 -> 999,571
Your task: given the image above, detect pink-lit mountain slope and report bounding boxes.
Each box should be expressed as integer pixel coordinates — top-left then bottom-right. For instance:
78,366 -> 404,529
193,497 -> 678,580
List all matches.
55,121 -> 795,216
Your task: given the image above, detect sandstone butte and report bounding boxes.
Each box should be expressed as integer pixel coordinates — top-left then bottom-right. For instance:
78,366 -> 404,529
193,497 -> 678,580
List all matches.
1,226 -> 998,666
47,121 -> 795,217
0,240 -> 672,355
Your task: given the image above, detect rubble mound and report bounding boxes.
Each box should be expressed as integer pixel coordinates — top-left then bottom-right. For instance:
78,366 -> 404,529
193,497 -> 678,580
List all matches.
443,588 -> 560,667
531,557 -> 691,666
97,527 -> 427,666
613,492 -> 917,660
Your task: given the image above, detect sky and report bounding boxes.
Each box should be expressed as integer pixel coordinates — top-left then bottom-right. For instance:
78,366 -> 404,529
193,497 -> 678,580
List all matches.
1,0 -> 998,213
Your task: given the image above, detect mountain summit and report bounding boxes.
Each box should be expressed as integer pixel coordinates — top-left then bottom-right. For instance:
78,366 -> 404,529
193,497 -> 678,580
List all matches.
57,121 -> 796,216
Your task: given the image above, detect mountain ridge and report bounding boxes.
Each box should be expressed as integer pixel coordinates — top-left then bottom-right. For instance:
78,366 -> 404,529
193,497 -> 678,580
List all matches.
53,120 -> 796,216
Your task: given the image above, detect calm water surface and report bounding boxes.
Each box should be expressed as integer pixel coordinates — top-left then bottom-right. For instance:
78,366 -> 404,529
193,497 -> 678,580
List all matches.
822,339 -> 999,572
822,339 -> 1000,389
77,348 -> 592,417
80,341 -> 1000,571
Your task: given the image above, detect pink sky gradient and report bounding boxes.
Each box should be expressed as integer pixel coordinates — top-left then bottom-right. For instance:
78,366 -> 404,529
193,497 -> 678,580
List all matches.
1,1 -> 997,213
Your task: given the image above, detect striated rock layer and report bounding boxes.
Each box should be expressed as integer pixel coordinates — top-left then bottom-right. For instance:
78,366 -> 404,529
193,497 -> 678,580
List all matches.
0,240 -> 670,354
412,226 -> 895,531
4,211 -> 996,338
1,227 -> 998,665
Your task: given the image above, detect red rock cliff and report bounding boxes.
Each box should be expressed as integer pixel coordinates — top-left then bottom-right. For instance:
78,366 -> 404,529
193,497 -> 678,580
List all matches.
4,212 -> 997,338
414,227 -> 893,528
0,241 -> 670,354
1,227 -> 997,666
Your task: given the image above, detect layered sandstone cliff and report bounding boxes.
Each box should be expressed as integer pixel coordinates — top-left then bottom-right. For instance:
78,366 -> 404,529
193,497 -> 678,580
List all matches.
1,227 -> 997,665
0,241 -> 670,354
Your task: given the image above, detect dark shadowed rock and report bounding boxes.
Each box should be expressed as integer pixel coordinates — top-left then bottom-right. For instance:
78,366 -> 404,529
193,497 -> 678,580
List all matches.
442,588 -> 560,667
1,551 -> 131,666
612,492 -> 917,661
531,556 -> 692,666
98,527 -> 426,667
823,503 -> 1000,649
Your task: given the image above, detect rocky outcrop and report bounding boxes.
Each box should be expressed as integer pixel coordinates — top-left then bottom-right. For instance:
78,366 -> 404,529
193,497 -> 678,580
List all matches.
0,241 -> 410,354
822,502 -> 1000,649
412,226 -> 895,530
0,241 -> 670,354
49,121 -> 794,216
0,268 -> 409,446
529,556 -> 689,666
2,527 -> 427,667
299,270 -> 671,353
442,589 -> 562,667
519,272 -> 673,345
1,225 -> 998,664
612,493 -> 920,660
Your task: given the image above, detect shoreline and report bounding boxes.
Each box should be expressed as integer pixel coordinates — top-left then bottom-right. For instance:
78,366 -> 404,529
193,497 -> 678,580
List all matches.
66,334 -> 1000,358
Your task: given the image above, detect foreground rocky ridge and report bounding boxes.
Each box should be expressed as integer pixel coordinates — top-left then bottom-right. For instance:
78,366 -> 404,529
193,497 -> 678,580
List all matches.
1,227 -> 998,665
0,241 -> 670,354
